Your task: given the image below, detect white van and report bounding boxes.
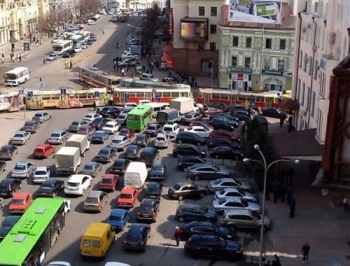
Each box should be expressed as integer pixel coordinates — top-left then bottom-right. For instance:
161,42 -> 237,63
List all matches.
123,162 -> 147,189
4,67 -> 30,86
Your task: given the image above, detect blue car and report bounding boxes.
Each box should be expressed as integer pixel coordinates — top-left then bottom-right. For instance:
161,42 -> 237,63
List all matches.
91,130 -> 109,144
107,209 -> 131,231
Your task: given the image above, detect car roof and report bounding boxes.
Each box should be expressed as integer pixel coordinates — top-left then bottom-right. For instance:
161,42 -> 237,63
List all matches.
15,131 -> 27,134
95,130 -> 106,133
35,111 -> 47,114
42,179 -> 58,185
105,121 -> 118,125
110,208 -> 128,216
36,144 -> 51,148
224,209 -> 253,215
156,132 -> 167,137
13,192 -> 31,198
85,112 -> 96,116
85,161 -> 98,166
175,182 -> 192,187
152,162 -> 164,167
176,143 -> 197,148
142,147 -> 157,152
178,203 -> 204,209
15,161 -> 30,166
164,123 -> 178,127
0,179 -> 15,184
101,174 -> 116,179
86,190 -> 104,197
114,135 -> 127,140
68,174 -> 90,181
35,166 -> 48,171
121,187 -> 137,193
52,130 -> 66,134
217,197 -> 242,203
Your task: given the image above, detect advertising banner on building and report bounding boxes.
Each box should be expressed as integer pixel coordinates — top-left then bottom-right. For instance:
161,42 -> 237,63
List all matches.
228,0 -> 282,24
169,8 -> 174,35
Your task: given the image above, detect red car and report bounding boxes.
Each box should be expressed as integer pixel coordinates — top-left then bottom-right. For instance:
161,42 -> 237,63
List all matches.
208,130 -> 240,142
117,187 -> 139,208
119,128 -> 135,138
8,192 -> 33,214
77,126 -> 96,137
99,174 -> 119,192
33,144 -> 56,159
201,107 -> 222,117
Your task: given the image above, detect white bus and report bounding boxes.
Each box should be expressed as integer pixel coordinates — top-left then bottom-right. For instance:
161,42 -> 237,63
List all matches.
70,35 -> 84,46
52,40 -> 74,55
4,67 -> 30,86
76,31 -> 90,42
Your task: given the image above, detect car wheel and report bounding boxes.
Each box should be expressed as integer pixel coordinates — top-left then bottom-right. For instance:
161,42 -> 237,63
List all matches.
177,216 -> 184,222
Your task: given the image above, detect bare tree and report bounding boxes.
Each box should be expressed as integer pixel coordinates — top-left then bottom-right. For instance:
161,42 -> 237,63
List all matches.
79,0 -> 101,19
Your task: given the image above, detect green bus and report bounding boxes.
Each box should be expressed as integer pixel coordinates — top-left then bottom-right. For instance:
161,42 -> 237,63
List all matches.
126,104 -> 153,132
0,198 -> 67,266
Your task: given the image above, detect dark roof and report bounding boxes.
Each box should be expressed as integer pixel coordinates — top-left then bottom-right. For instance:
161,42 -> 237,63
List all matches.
270,129 -> 324,159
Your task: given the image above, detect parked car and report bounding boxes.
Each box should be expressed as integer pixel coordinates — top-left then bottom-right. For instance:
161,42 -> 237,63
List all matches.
215,188 -> 258,203
36,179 -> 64,197
109,159 -> 131,175
32,111 -> 51,123
83,113 -> 102,123
190,120 -> 214,130
33,144 -> 55,159
209,118 -> 239,130
175,203 -> 217,223
118,58 -> 139,67
119,128 -> 135,138
133,134 -> 150,147
91,117 -> 110,129
46,52 -> 58,61
208,102 -> 229,111
177,156 -> 215,171
262,108 -> 287,119
124,145 -> 142,160
83,190 -> 109,212
186,164 -> 230,181
64,174 -> 92,196
178,221 -> 234,240
99,106 -> 120,118
11,131 -> 31,145
11,161 -> 36,179
201,107 -> 222,117
208,178 -> 254,193
139,73 -> 159,82
87,19 -> 96,25
102,121 -> 120,134
208,130 -> 240,142
99,174 -> 119,192
116,113 -> 128,126
183,126 -> 212,138
117,187 -> 139,208
162,123 -> 180,138
182,112 -> 203,124
68,120 -> 88,133
47,130 -> 70,144
77,126 -> 96,137
0,216 -> 21,242
79,161 -> 102,177
137,198 -> 160,222
209,146 -> 244,160
0,145 -> 18,160
32,166 -> 51,183
144,123 -> 162,137
8,192 -> 33,214
168,182 -> 207,200
91,130 -> 109,144
176,132 -> 207,146
149,162 -> 166,180
144,182 -> 163,200
0,179 -> 21,198
21,120 -> 40,133
0,161 -> 7,172
172,144 -> 206,158
93,147 -> 117,163
154,132 -> 169,148
211,112 -> 239,122
184,235 -> 243,261
107,209 -> 131,231
110,135 -> 131,151
138,147 -> 159,167
62,49 -> 76,58
213,197 -> 261,214
207,138 -> 241,149
81,42 -> 88,49
233,110 -> 251,122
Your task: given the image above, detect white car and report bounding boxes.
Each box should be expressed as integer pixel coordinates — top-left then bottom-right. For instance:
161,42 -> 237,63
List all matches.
162,123 -> 180,138
109,135 -> 131,151
116,113 -> 128,125
154,132 -> 169,148
124,102 -> 138,110
102,121 -> 120,134
83,113 -> 102,123
87,19 -> 96,25
46,53 -> 58,61
81,42 -> 88,49
121,52 -> 139,60
74,45 -> 82,53
139,73 -> 160,82
184,126 -> 213,138
64,174 -> 92,196
47,261 -> 71,266
212,197 -> 262,214
33,166 -> 50,184
11,131 -> 31,145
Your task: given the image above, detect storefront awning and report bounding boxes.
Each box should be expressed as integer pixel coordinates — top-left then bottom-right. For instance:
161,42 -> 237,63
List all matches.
270,129 -> 324,161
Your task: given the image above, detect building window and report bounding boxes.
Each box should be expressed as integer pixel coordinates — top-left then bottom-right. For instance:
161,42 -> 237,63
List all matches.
297,78 -> 301,99
309,57 -> 313,75
303,54 -> 308,71
279,39 -> 286,50
209,42 -> 216,51
317,109 -> 323,139
201,60 -> 212,73
210,7 -> 217,16
301,82 -> 305,105
264,58 -> 271,69
246,37 -> 252,48
278,60 -> 285,71
244,58 -> 251,68
265,38 -> 272,49
307,86 -> 311,111
311,91 -> 316,117
232,36 -> 239,47
198,6 -> 205,16
314,60 -> 319,79
231,56 -> 238,67
210,25 -> 217,34
299,51 -> 303,68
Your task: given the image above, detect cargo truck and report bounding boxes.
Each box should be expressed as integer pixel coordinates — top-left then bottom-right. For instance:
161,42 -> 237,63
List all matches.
65,134 -> 90,157
123,162 -> 147,189
55,147 -> 81,175
169,97 -> 195,115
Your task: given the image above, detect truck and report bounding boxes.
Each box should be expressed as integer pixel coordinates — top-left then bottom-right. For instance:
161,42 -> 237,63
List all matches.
169,97 -> 195,115
55,147 -> 81,175
65,134 -> 90,157
123,162 -> 147,189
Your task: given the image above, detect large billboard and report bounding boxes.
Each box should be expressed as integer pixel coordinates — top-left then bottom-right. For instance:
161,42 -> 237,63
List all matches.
180,20 -> 208,40
228,0 -> 282,24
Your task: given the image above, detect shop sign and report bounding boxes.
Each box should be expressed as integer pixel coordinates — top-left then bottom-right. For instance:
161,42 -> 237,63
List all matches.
227,67 -> 252,74
262,69 -> 284,76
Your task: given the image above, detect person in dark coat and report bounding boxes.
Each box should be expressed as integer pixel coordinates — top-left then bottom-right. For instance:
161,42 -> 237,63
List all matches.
279,116 -> 284,128
288,115 -> 293,132
174,226 -> 181,246
302,243 -> 310,263
289,197 -> 296,218
272,255 -> 281,266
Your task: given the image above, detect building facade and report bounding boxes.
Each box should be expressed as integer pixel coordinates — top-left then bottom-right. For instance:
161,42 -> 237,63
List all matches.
171,0 -> 223,76
293,0 -> 350,144
49,0 -> 77,16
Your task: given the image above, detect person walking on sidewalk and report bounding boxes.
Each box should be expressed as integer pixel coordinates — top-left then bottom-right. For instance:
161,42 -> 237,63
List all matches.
43,58 -> 46,65
279,116 -> 284,128
272,255 -> 281,266
302,243 -> 310,263
69,60 -> 73,69
174,226 -> 181,246
19,54 -> 22,62
121,68 -> 125,77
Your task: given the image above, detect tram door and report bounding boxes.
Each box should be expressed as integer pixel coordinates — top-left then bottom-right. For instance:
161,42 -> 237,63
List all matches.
203,92 -> 211,105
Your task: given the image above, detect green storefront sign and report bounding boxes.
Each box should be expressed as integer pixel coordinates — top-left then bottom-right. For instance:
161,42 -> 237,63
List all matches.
262,69 -> 284,76
227,67 -> 252,74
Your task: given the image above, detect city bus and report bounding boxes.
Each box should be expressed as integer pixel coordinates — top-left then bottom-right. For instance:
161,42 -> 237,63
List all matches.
76,30 -> 90,42
126,104 -> 152,131
79,66 -> 121,93
4,67 -> 30,86
52,40 -> 74,56
0,198 -> 67,266
70,34 -> 84,46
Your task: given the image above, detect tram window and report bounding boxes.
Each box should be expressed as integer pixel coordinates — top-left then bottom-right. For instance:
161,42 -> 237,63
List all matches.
163,92 -> 171,97
51,96 -> 60,100
170,92 -> 180,97
128,115 -> 140,121
221,94 -> 229,100
180,92 -> 188,97
136,92 -> 144,97
256,96 -> 264,102
129,92 -> 136,97
238,96 -> 247,101
79,94 -> 88,98
212,94 -> 220,99
42,96 -> 50,100
111,80 -> 120,85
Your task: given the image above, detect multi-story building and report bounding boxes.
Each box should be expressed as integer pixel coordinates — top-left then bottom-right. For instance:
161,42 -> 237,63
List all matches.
293,0 -> 350,144
49,0 -> 77,16
171,0 -> 223,76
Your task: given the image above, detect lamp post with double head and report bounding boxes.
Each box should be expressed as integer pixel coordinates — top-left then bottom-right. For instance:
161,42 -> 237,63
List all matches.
243,144 -> 299,266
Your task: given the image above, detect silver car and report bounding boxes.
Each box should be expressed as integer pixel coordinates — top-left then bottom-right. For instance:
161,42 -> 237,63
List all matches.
154,132 -> 169,148
110,135 -> 131,151
11,131 -> 31,145
32,166 -> 51,184
11,161 -> 36,179
69,120 -> 88,133
47,130 -> 70,144
208,178 -> 253,192
214,188 -> 258,203
212,197 -> 261,214
32,111 -> 51,123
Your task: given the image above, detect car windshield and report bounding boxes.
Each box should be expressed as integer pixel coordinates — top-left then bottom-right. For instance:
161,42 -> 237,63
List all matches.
136,135 -> 145,141
67,182 -> 79,187
156,137 -> 165,141
94,133 -> 103,137
24,122 -> 34,126
14,133 -> 24,138
147,126 -> 156,130
99,150 -> 109,155
185,114 -> 193,118
163,127 -> 172,132
11,199 -> 25,205
110,215 -> 123,221
41,183 -> 53,189
101,178 -> 112,184
14,165 -> 26,170
71,122 -> 79,126
112,139 -> 121,144
152,164 -> 163,171
34,114 -> 42,117
213,179 -> 222,185
120,193 -> 132,198
51,133 -> 61,138
35,171 -> 47,175
172,183 -> 181,190
142,200 -> 154,207
85,197 -> 98,203
113,161 -> 124,167
84,165 -> 94,171
105,124 -> 113,128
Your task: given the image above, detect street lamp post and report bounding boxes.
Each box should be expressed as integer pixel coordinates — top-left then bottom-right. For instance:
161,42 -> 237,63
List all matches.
243,144 -> 299,266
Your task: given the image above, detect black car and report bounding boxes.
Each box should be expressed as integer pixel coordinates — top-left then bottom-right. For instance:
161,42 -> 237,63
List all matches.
178,221 -> 234,240
184,235 -> 243,261
0,179 -> 21,198
0,161 -> 7,172
137,198 -> 160,222
208,120 -> 236,131
262,108 -> 287,119
99,106 -> 120,118
138,147 -> 159,167
87,39 -> 94,45
207,138 -> 241,150
177,156 -> 215,171
125,145 -> 142,160
209,146 -> 244,160
211,112 -> 239,122
208,102 -> 228,111
94,147 -> 117,163
21,120 -> 40,133
144,123 -> 162,137
168,182 -> 207,200
79,161 -> 103,177
110,159 -> 131,175
176,132 -> 207,146
90,33 -> 97,41
91,117 -> 110,129
133,134 -> 150,147
144,182 -> 163,200
62,49 -> 76,58
233,110 -> 251,122
175,203 -> 217,223
123,223 -> 151,252
36,179 -> 64,197
173,144 -> 206,158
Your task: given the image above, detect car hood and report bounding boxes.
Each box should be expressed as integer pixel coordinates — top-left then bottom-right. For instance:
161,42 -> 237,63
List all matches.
139,207 -> 154,215
9,203 -> 26,210
150,170 -> 164,176
246,202 -> 261,212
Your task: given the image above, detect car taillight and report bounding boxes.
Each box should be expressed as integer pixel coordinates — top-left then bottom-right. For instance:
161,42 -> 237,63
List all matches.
141,241 -> 145,245
123,240 -> 127,244
153,212 -> 156,216
137,212 -> 140,216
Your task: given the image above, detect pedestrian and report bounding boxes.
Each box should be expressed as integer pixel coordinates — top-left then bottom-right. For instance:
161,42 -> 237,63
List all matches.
19,55 -> 21,62
289,197 -> 296,218
33,36 -> 36,43
69,60 -> 73,69
93,101 -> 97,112
96,107 -> 100,114
174,226 -> 181,246
121,68 -> 125,77
279,116 -> 284,128
43,58 -> 46,65
302,243 -> 310,263
272,255 -> 281,266
102,30 -> 105,34
1,57 -> 4,64
116,42 -> 120,49
265,261 -> 271,266
288,115 -> 293,132
286,188 -> 293,205
113,59 -> 117,70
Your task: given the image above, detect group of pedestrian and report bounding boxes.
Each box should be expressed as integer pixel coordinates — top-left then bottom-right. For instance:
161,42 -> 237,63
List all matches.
263,243 -> 310,265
